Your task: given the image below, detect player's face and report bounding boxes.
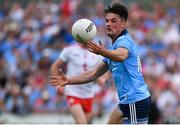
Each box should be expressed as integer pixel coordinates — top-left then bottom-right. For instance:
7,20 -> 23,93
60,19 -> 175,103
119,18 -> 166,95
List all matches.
105,13 -> 126,40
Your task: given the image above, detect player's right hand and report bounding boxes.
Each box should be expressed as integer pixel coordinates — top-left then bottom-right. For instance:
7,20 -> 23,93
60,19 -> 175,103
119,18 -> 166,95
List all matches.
86,41 -> 106,56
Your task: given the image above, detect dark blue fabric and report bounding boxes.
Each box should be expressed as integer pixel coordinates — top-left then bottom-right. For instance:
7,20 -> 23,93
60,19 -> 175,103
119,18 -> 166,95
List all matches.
119,96 -> 151,120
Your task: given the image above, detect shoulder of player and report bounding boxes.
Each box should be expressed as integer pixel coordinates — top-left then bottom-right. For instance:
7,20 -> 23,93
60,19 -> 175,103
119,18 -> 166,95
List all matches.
117,32 -> 129,40
63,43 -> 80,50
117,33 -> 135,44
116,35 -> 129,44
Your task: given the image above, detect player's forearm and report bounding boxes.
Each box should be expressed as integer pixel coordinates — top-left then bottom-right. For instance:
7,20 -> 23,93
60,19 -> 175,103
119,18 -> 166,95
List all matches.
102,49 -> 125,62
50,63 -> 61,76
66,70 -> 97,85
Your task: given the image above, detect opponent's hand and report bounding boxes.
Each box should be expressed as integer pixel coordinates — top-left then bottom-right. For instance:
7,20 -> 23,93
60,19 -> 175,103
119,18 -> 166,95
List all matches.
50,70 -> 68,87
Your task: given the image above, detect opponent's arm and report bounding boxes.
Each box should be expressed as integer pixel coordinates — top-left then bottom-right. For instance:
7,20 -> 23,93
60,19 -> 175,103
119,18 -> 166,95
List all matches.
96,71 -> 111,87
50,59 -> 66,94
86,42 -> 128,62
50,59 -> 64,76
50,61 -> 109,87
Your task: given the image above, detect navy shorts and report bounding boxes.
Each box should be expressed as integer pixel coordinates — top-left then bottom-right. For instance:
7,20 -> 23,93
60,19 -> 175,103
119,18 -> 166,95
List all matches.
118,97 -> 151,124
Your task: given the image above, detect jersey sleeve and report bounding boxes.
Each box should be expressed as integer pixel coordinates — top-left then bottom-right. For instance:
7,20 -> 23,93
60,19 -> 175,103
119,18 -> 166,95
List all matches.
115,37 -> 132,52
59,48 -> 70,62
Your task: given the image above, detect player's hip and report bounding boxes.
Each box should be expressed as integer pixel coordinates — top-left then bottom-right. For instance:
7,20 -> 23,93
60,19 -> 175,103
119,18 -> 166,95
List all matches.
118,96 -> 151,124
66,95 -> 94,113
65,87 -> 95,98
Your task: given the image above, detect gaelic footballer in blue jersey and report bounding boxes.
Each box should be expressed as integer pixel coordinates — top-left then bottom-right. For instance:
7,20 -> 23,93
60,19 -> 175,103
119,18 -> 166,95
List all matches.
50,2 -> 151,124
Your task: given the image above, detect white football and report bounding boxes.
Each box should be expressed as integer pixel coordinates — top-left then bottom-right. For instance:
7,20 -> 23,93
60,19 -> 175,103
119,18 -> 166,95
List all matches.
72,19 -> 97,44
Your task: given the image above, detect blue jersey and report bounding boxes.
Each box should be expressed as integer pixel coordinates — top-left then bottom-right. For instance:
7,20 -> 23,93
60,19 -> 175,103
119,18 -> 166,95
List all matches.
103,30 -> 150,104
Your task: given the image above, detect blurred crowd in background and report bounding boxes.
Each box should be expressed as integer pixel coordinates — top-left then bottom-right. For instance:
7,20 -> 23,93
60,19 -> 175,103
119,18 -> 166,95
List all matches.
0,0 -> 180,124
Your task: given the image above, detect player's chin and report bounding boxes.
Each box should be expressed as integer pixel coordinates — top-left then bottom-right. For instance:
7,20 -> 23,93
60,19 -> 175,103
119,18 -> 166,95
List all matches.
106,32 -> 113,37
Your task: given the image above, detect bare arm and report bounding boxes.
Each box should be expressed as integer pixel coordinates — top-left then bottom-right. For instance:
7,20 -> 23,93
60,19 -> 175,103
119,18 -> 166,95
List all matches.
50,61 -> 109,87
50,58 -> 65,76
96,71 -> 112,87
50,58 -> 66,94
86,42 -> 128,62
68,61 -> 108,84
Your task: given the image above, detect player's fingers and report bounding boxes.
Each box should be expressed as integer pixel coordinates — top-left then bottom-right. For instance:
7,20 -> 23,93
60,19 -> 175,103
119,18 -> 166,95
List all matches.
50,76 -> 59,79
86,44 -> 96,52
50,78 -> 61,85
56,84 -> 63,88
50,82 -> 60,86
87,42 -> 97,49
88,44 -> 100,53
87,41 -> 95,46
88,42 -> 100,50
87,48 -> 94,53
50,79 -> 58,83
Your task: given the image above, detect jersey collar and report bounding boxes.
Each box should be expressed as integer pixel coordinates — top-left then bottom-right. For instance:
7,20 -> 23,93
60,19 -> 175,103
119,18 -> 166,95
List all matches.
112,29 -> 128,44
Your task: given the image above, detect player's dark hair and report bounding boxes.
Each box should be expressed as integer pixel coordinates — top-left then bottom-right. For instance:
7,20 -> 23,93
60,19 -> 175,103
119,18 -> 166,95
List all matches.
104,2 -> 128,21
